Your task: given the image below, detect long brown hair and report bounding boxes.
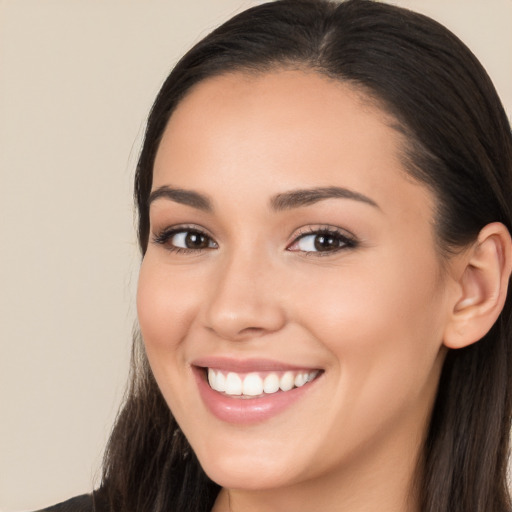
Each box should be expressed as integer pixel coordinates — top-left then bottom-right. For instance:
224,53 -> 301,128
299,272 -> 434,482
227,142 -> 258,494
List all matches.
100,1 -> 512,511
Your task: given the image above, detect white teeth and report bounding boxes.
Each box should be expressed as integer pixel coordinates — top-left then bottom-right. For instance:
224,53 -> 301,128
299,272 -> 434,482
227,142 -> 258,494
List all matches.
216,371 -> 226,392
225,372 -> 242,395
207,368 -> 320,397
208,368 -> 215,388
294,373 -> 306,387
279,371 -> 294,391
263,373 -> 280,394
208,369 -> 226,393
242,373 -> 263,396
307,370 -> 319,382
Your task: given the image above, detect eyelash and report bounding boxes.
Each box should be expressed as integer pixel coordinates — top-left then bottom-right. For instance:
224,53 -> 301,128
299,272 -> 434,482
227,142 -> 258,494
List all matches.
151,225 -> 358,256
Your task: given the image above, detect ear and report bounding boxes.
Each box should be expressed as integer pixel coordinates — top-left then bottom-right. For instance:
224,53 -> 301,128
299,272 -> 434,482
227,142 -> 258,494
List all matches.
443,222 -> 512,349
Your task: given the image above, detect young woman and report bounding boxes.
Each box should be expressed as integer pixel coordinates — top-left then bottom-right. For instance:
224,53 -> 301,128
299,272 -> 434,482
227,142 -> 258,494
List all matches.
41,0 -> 512,511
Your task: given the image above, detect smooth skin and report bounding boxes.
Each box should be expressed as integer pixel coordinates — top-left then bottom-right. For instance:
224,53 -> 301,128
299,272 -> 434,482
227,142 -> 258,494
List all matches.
137,70 -> 512,512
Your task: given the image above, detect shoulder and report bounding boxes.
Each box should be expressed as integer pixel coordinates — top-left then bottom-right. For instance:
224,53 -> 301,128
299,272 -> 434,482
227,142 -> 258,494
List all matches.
33,492 -> 108,512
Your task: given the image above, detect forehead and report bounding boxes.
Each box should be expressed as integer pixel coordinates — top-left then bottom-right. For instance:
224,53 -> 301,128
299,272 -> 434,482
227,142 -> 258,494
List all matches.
161,70 -> 391,151
153,70 -> 433,223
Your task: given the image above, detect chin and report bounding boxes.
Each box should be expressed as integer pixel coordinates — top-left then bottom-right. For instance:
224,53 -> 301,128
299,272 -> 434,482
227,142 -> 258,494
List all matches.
192,438 -> 305,491
201,459 -> 295,491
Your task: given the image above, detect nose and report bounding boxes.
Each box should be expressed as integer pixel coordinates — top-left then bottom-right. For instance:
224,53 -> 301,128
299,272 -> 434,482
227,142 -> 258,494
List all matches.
202,250 -> 287,341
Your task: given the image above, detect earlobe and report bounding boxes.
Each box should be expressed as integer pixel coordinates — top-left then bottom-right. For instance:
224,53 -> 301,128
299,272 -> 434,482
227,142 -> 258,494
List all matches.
443,222 -> 512,349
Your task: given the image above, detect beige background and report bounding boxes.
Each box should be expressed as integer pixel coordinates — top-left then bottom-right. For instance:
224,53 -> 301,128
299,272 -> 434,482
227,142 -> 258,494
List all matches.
1,1 -> 511,510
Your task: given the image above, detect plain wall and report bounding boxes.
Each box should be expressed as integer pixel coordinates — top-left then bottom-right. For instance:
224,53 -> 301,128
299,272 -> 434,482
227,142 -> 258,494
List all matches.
1,1 -> 510,510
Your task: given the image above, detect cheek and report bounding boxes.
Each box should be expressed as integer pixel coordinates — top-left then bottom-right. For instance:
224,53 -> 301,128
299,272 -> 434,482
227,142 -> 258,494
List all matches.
294,248 -> 446,395
136,256 -> 202,413
137,256 -> 198,350
136,256 -> 206,401
291,258 -> 446,460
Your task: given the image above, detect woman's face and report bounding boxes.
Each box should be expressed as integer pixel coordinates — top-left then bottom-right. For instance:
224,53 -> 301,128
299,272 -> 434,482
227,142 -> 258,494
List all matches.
137,71 -> 457,494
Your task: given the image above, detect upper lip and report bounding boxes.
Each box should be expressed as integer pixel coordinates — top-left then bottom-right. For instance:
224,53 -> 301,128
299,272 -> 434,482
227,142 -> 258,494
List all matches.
191,356 -> 321,373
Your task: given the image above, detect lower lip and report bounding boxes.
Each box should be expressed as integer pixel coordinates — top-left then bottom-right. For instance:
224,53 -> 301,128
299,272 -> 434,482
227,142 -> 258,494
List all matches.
193,367 -> 320,425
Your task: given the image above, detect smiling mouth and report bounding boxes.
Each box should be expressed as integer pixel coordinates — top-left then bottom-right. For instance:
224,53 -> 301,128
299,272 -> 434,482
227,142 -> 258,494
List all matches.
206,368 -> 321,398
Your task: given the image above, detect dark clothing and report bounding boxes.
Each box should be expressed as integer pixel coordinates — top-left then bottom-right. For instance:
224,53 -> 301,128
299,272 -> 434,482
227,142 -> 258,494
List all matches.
35,493 -> 107,512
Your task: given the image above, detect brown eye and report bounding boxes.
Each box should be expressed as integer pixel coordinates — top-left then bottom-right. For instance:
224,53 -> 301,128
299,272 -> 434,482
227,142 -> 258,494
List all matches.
313,234 -> 343,251
153,228 -> 218,252
182,231 -> 211,249
288,229 -> 357,254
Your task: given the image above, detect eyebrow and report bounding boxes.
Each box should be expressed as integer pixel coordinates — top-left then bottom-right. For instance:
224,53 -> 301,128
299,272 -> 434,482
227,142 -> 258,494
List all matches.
148,185 -> 379,212
270,186 -> 379,211
148,186 -> 213,212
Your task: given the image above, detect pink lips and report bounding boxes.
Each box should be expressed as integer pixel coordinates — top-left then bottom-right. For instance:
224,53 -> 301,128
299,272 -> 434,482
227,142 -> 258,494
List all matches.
192,357 -> 321,425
